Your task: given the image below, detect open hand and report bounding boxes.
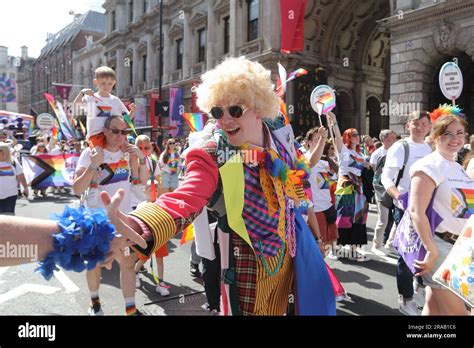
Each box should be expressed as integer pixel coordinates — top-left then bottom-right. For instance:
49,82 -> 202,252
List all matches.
100,189 -> 147,269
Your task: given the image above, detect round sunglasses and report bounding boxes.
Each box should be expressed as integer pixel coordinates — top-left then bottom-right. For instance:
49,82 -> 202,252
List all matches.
210,105 -> 248,119
107,128 -> 130,135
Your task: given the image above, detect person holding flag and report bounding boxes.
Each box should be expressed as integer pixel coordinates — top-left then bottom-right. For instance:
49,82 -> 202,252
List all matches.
73,66 -> 136,149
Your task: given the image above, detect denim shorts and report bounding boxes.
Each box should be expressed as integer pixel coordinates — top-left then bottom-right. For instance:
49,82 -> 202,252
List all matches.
162,172 -> 179,189
421,235 -> 453,290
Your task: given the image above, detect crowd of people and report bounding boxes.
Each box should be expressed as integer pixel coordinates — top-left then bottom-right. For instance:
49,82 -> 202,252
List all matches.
0,59 -> 472,317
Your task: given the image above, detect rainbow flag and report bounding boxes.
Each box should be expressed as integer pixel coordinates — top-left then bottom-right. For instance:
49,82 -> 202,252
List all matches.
287,68 -> 308,82
183,113 -> 206,132
319,92 -> 336,114
22,153 -> 80,189
44,93 -> 74,140
279,98 -> 289,125
122,112 -> 138,136
180,224 -> 195,245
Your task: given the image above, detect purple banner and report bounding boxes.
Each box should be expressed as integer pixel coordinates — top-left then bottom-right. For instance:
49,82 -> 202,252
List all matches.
169,87 -> 184,137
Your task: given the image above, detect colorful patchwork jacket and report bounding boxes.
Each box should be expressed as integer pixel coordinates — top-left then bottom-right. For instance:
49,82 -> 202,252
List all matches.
129,117 -> 336,315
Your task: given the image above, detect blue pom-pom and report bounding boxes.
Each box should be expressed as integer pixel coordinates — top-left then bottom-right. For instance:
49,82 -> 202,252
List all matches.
35,206 -> 116,280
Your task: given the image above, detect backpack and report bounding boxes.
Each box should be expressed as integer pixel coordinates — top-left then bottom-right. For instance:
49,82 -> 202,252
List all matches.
373,141 -> 409,209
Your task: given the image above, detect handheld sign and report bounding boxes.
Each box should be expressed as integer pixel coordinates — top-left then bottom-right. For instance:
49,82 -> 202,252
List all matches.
310,85 -> 336,125
439,61 -> 463,105
36,113 -> 55,130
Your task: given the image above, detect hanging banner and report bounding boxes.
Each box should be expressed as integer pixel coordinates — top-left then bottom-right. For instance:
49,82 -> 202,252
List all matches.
280,0 -> 307,54
22,153 -> 80,188
169,87 -> 184,137
54,84 -> 72,100
150,93 -> 159,129
134,96 -> 148,128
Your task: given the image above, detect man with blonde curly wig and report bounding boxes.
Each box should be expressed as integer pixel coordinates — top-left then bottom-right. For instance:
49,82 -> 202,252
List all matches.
10,58 -> 335,316
116,57 -> 336,315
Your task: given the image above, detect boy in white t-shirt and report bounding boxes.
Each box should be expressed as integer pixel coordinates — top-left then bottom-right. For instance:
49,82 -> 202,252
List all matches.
74,66 -> 136,149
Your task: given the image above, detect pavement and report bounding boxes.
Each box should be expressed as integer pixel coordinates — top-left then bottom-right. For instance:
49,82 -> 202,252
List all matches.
0,192 -> 402,316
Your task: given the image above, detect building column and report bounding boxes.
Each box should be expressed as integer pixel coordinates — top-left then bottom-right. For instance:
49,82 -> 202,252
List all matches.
146,34 -> 155,86
116,48 -> 125,96
229,0 -> 238,56
206,0 -> 216,69
133,43 -> 140,90
162,23 -> 170,87
183,10 -> 192,79
262,0 -> 280,51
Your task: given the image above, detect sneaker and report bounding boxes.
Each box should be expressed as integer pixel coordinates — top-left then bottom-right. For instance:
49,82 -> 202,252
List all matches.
136,274 -> 141,288
371,245 -> 389,256
88,303 -> 104,316
326,250 -> 339,261
398,296 -> 421,316
210,309 -> 220,316
384,244 -> 398,256
190,262 -> 201,278
156,283 -> 170,296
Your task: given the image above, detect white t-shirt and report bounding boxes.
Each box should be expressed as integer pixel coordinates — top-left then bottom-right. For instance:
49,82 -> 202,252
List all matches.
338,146 -> 365,177
381,139 -> 432,195
0,160 -> 22,199
76,148 -> 133,213
83,92 -> 129,139
370,147 -> 388,167
159,151 -> 181,174
410,151 -> 474,235
466,158 -> 474,178
305,155 -> 333,212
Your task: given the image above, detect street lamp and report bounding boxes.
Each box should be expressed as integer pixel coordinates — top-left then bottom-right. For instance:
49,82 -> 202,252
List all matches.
157,0 -> 164,148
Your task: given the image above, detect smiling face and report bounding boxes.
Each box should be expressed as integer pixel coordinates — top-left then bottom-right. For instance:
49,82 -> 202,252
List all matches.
215,104 -> 262,147
434,119 -> 466,158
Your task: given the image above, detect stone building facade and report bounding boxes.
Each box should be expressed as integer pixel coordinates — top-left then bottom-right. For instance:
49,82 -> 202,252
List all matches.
382,0 -> 474,134
97,0 -> 474,139
31,11 -> 106,115
16,46 -> 36,115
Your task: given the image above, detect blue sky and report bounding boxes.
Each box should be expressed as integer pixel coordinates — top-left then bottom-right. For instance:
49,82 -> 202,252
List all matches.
1,0 -> 105,58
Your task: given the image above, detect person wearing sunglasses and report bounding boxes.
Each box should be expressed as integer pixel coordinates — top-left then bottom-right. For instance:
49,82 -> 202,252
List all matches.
108,57 -> 336,315
73,115 -> 148,316
327,113 -> 372,262
158,138 -> 181,195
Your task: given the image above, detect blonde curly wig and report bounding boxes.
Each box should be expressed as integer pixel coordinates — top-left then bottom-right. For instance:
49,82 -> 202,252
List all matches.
196,57 -> 280,119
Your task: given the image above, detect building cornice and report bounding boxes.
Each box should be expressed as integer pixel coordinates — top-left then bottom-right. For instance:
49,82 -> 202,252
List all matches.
379,0 -> 474,34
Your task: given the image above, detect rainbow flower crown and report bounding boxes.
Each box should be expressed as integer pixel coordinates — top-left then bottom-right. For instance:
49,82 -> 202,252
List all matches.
429,104 -> 465,123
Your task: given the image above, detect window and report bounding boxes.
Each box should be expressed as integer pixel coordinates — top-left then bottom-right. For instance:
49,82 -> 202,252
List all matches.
142,54 -> 147,82
197,28 -> 206,63
176,38 -> 183,70
143,0 -> 148,14
129,59 -> 133,86
128,1 -> 133,22
247,0 -> 259,41
111,10 -> 116,31
223,16 -> 230,54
